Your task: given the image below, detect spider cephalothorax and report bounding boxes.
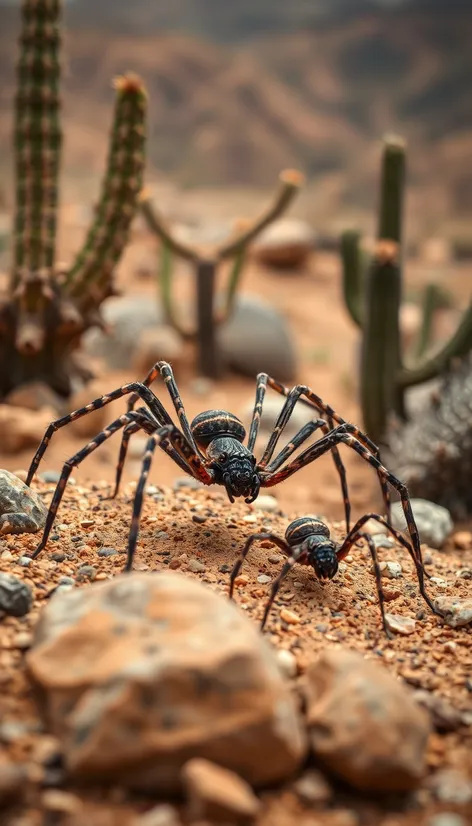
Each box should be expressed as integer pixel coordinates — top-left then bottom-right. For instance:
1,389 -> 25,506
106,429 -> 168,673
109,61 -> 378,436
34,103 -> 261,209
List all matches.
190,410 -> 260,502
285,516 -> 339,580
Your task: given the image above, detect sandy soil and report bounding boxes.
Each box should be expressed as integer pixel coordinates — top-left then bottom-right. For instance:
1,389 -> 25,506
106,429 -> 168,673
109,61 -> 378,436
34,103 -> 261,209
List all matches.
0,478 -> 471,825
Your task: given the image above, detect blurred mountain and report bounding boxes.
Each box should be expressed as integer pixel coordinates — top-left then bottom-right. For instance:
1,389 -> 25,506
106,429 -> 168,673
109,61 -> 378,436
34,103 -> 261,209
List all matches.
0,0 -> 471,230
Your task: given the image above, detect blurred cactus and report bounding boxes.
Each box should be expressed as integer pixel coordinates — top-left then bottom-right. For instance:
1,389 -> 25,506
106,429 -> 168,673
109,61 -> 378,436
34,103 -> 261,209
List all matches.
0,0 -> 146,400
140,169 -> 304,378
341,135 -> 472,444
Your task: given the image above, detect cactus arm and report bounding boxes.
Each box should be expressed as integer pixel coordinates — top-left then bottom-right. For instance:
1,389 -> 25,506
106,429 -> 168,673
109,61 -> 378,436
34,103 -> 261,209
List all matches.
360,241 -> 404,443
378,135 -> 405,244
410,283 -> 440,362
64,74 -> 147,310
218,248 -> 247,324
196,259 -> 221,378
340,230 -> 363,328
139,197 -> 199,262
158,241 -> 194,340
217,169 -> 304,261
399,300 -> 472,389
12,0 -> 62,285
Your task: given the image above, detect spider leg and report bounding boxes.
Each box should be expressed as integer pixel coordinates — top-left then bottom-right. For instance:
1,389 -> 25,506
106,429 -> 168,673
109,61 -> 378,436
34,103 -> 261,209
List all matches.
337,512 -> 437,614
262,378 -> 391,519
337,529 -> 392,637
31,412 -> 150,559
261,424 -> 440,616
124,433 -> 159,572
261,551 -> 302,630
247,374 -> 269,452
123,423 -> 216,570
26,381 -> 176,486
110,407 -> 190,499
229,532 -> 289,599
264,419 -> 351,532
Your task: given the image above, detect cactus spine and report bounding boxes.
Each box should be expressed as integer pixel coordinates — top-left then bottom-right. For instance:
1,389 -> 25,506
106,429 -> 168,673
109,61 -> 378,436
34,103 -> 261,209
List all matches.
341,134 -> 472,444
0,0 -> 147,400
140,169 -> 304,378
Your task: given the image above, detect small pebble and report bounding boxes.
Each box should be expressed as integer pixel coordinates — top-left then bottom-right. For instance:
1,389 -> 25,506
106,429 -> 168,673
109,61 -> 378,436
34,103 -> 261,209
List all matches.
427,815 -> 466,826
379,561 -> 402,579
76,565 -> 97,581
430,576 -> 449,588
13,632 -> 33,650
430,768 -> 472,804
79,519 -> 94,528
219,564 -> 232,574
19,556 -> 32,567
50,552 -> 66,563
97,547 -> 119,558
434,596 -> 472,628
372,534 -> 395,549
385,613 -> 416,635
279,607 -> 300,625
57,575 -> 76,587
268,553 -> 283,563
187,558 -> 206,574
39,470 -> 62,483
182,757 -> 260,823
252,495 -> 278,512
293,769 -> 332,805
242,514 -> 257,523
134,804 -> 182,826
192,514 -> 207,524
453,531 -> 472,550
0,573 -> 33,617
41,789 -> 82,813
257,574 -> 271,584
173,477 -> 203,491
276,649 -> 298,679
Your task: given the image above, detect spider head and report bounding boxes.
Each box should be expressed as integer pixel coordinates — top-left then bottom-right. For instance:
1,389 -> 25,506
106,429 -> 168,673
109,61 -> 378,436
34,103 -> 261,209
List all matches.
207,437 -> 260,503
307,538 -> 339,581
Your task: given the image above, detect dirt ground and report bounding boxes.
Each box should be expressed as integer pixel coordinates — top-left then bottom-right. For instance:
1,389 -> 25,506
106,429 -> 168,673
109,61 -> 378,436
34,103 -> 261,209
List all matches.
0,211 -> 471,825
0,478 -> 471,825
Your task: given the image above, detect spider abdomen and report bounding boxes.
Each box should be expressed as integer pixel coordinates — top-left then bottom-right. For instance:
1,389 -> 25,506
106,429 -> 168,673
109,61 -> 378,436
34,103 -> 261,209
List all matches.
191,410 -> 246,448
285,516 -> 330,546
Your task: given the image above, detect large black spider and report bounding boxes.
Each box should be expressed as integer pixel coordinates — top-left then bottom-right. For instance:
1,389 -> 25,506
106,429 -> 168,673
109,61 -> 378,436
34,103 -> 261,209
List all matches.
229,513 -> 440,637
26,361 -> 424,581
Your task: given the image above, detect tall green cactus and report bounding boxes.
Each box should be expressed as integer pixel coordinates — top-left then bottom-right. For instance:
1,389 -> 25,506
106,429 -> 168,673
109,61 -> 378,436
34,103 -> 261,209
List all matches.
0,0 -> 147,400
140,169 -> 304,378
341,134 -> 472,444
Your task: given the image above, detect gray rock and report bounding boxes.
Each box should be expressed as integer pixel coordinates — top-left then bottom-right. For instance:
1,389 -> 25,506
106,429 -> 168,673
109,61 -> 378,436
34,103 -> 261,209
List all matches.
27,572 -> 307,791
219,295 -> 297,382
82,295 -> 164,370
390,499 -> 453,549
0,469 -> 47,535
39,470 -> 62,484
304,647 -> 430,792
429,768 -> 472,804
0,573 -> 33,617
434,596 -> 472,628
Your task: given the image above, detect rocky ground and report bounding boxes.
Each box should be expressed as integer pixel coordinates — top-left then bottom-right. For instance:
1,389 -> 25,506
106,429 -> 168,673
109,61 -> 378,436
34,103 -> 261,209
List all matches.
0,472 -> 471,826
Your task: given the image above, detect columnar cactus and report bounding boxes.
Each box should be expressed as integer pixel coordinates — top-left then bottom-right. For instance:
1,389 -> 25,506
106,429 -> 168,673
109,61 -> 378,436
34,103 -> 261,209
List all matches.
0,0 -> 147,400
341,135 -> 472,445
140,169 -> 304,378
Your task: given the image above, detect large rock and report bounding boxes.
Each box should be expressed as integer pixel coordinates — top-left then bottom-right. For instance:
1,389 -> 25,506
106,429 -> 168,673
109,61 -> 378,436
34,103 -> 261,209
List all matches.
82,295 -> 164,370
132,326 -> 185,377
304,648 -> 430,792
219,295 -> 297,382
0,406 -> 54,455
27,572 -> 307,791
0,469 -> 47,535
251,219 -> 315,269
390,498 -> 453,549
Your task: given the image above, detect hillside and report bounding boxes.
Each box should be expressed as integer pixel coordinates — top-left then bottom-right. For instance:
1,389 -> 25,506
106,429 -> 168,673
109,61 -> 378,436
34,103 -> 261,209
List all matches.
0,0 -> 471,231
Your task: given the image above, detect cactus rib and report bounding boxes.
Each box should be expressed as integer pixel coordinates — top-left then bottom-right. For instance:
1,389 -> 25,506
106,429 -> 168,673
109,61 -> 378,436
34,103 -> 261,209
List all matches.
13,0 -> 62,285
340,230 -> 363,329
65,73 -> 147,310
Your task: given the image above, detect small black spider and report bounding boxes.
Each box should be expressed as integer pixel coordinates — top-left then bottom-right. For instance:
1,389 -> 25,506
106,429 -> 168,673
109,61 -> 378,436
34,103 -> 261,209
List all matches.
229,512 -> 438,636
25,361 -> 430,597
